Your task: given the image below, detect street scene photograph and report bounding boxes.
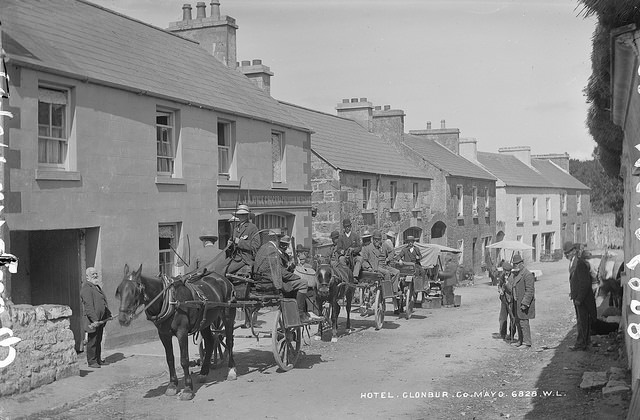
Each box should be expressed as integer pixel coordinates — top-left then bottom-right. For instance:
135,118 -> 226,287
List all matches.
0,1 -> 638,419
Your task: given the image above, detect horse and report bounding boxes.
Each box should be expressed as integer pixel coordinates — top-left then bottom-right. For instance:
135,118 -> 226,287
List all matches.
314,259 -> 354,342
115,263 -> 237,401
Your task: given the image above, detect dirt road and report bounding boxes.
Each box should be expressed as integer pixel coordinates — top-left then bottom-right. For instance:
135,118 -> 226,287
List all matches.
26,259 -> 629,419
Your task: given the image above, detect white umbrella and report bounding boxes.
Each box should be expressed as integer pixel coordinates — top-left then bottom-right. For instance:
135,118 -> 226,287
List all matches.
486,240 -> 534,250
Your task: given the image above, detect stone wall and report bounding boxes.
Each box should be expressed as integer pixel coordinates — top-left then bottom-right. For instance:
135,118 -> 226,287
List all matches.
589,212 -> 623,249
0,303 -> 79,396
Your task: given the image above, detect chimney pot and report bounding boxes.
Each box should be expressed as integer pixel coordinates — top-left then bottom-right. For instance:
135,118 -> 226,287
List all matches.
441,119 -> 446,129
384,105 -> 391,111
210,0 -> 221,19
351,98 -> 358,103
342,99 -> 349,103
360,97 -> 367,102
241,60 -> 251,66
195,2 -> 206,18
427,121 -> 431,129
252,59 -> 262,65
182,3 -> 193,21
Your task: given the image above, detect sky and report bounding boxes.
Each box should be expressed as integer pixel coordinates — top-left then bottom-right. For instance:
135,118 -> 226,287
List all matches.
90,0 -> 597,160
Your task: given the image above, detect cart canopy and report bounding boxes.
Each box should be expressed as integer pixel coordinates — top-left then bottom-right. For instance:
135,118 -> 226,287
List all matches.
394,242 -> 461,268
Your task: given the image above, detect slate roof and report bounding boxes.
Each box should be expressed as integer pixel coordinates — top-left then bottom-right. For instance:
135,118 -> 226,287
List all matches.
280,102 -> 430,178
531,159 -> 589,190
402,135 -> 495,180
1,0 -> 308,131
476,151 -> 588,189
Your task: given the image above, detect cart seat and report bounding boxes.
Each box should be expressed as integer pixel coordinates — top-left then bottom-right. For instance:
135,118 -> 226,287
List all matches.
358,270 -> 384,284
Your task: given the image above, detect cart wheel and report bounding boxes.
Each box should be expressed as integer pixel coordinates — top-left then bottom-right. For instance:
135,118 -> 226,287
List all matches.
199,317 -> 227,367
272,310 -> 302,371
359,288 -> 367,316
374,289 -> 384,330
405,284 -> 415,320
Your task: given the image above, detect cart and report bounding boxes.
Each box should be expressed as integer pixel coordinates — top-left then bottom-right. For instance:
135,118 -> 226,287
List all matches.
355,270 -> 405,329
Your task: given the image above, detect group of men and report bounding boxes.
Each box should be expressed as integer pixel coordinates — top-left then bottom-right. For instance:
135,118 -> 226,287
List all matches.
494,239 -> 597,351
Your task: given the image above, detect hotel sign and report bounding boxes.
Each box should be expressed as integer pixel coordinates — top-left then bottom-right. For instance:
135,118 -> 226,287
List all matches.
218,188 -> 312,210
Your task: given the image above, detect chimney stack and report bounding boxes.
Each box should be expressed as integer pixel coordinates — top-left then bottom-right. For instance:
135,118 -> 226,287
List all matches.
182,3 -> 193,21
372,102 -> 405,144
498,146 -> 532,167
336,98 -> 374,131
408,119 -> 460,154
426,121 -> 431,129
168,1 -> 238,68
239,59 -> 274,95
459,138 -> 478,161
531,152 -> 570,172
441,119 -> 446,129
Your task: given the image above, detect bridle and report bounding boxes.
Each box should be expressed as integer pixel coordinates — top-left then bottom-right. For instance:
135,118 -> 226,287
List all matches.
118,273 -> 175,324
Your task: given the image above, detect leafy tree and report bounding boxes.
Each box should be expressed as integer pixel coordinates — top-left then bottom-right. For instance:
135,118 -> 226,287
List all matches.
569,157 -> 623,226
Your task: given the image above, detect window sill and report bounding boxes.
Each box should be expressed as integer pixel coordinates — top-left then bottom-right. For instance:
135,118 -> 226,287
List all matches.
457,215 -> 464,220
271,182 -> 289,190
217,178 -> 241,188
36,169 -> 81,181
532,220 -> 540,226
362,209 -> 376,214
516,221 -> 524,227
562,212 -> 568,216
155,176 -> 186,185
546,220 -> 553,225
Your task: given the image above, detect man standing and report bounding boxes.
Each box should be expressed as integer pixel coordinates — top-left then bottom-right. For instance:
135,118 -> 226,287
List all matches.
336,219 -> 363,278
226,204 -> 260,276
194,231 -> 218,271
80,267 -> 111,368
361,230 -> 401,313
510,254 -> 536,348
565,241 -> 597,351
439,254 -> 458,307
494,262 -> 513,341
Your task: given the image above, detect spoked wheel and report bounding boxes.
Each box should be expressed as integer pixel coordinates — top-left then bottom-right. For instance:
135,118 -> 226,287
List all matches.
359,288 -> 368,316
199,317 -> 227,367
374,289 -> 385,330
272,310 -> 302,371
405,283 -> 415,320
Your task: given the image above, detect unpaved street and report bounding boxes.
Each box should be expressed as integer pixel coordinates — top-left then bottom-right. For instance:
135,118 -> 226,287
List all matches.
27,259 -> 629,420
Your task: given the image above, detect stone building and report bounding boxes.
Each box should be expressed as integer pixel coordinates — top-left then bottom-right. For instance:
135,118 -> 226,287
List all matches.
474,147 -> 590,263
1,0 -> 312,348
281,101 -> 433,248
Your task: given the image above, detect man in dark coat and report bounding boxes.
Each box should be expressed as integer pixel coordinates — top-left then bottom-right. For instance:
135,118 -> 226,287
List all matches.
225,204 -> 260,276
194,231 -> 219,271
439,254 -> 459,307
80,267 -> 111,368
510,254 -> 536,348
565,241 -> 597,351
336,219 -> 363,278
398,235 -> 425,278
494,262 -> 515,341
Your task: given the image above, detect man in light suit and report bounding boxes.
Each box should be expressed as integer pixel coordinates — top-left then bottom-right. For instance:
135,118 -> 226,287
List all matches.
510,254 -> 536,348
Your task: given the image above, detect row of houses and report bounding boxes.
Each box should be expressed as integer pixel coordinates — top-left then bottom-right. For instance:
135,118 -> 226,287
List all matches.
0,0 -> 589,348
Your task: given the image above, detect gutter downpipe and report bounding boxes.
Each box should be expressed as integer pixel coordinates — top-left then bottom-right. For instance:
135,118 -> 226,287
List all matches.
376,174 -> 381,230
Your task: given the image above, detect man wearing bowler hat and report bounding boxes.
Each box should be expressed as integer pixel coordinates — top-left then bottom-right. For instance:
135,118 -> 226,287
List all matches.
194,230 -> 219,271
385,231 -> 396,249
336,218 -> 363,278
398,235 -> 425,278
226,204 -> 260,276
510,254 -> 535,348
564,241 -> 596,351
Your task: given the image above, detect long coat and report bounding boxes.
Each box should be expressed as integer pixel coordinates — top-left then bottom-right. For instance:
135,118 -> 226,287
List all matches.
512,268 -> 536,319
231,221 -> 260,265
80,281 -> 111,333
569,256 -> 597,320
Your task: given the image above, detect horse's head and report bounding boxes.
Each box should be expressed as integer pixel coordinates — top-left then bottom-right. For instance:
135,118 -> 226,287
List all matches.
316,264 -> 332,297
115,263 -> 145,326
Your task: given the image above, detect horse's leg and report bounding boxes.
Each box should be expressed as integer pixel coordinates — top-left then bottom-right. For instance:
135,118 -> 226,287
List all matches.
331,291 -> 339,343
176,329 -> 194,401
225,307 -> 237,381
346,287 -> 353,331
198,326 -> 214,379
315,295 -> 323,340
159,332 -> 179,396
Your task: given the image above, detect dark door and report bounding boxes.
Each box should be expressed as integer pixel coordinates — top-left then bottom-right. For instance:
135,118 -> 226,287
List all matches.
30,230 -> 82,351
532,234 -> 538,261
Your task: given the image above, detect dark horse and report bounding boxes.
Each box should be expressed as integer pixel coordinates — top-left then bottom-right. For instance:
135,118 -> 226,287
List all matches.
116,264 -> 236,401
315,259 -> 354,342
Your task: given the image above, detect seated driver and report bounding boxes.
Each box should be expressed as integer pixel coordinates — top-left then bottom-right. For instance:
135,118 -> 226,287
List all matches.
254,231 -> 322,323
398,235 -> 425,278
361,230 -> 402,313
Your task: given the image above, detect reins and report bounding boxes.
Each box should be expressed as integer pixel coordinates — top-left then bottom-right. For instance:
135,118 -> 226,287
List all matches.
127,275 -> 175,322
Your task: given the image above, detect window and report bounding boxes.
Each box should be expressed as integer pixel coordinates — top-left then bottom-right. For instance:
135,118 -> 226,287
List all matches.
218,121 -> 234,177
38,87 -> 68,168
516,235 -> 522,242
533,197 -> 538,221
516,197 -> 522,222
159,223 -> 180,276
363,179 -> 371,209
412,182 -> 419,207
472,187 -> 478,216
390,181 -> 397,208
577,191 -> 582,213
271,131 -> 284,183
156,110 -> 175,175
561,191 -> 567,213
484,187 -> 489,209
545,198 -> 551,220
456,185 -> 463,217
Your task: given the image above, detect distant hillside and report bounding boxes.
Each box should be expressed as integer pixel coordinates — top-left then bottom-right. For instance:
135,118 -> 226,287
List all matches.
569,158 -> 623,226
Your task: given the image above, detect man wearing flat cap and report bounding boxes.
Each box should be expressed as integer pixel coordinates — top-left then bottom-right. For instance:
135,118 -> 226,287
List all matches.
336,219 -> 363,278
194,231 -> 219,271
509,254 -> 535,348
225,204 -> 260,276
564,241 -> 596,351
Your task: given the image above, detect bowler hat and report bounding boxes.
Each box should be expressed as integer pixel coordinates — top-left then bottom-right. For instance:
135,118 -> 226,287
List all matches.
372,230 -> 382,239
279,235 -> 291,244
199,231 -> 218,241
296,244 -> 310,253
563,241 -> 578,254
362,230 -> 372,239
512,254 -> 524,264
502,262 -> 513,271
406,235 -> 415,242
342,218 -> 352,227
330,231 -> 340,240
386,230 -> 396,238
228,215 -> 240,222
235,204 -> 250,215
